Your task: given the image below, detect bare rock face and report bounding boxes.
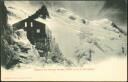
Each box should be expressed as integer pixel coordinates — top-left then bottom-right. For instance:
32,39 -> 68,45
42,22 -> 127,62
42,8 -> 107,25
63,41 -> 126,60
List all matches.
1,28 -> 40,69
1,25 -> 66,69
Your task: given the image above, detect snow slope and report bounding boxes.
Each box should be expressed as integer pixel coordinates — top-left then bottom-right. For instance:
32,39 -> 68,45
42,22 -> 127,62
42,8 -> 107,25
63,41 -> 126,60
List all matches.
37,8 -> 127,65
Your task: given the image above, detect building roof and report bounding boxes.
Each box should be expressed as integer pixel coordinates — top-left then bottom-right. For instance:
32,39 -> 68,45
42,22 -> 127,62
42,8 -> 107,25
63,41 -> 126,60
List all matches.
35,18 -> 46,24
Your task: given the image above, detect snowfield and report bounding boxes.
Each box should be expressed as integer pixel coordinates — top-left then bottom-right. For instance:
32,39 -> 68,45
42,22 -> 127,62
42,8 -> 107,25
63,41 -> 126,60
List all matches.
37,8 -> 127,65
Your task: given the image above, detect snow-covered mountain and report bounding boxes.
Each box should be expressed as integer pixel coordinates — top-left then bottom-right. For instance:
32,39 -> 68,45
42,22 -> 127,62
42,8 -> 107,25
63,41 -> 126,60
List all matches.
38,8 -> 127,65
2,1 -> 127,68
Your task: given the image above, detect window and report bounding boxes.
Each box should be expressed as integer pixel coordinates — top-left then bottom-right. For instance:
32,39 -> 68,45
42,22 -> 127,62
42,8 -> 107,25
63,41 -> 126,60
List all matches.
30,22 -> 33,27
37,29 -> 40,33
25,22 -> 27,27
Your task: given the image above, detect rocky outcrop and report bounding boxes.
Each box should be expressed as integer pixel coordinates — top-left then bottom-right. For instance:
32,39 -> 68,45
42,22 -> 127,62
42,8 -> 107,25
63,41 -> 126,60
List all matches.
0,1 -> 40,69
1,28 -> 40,69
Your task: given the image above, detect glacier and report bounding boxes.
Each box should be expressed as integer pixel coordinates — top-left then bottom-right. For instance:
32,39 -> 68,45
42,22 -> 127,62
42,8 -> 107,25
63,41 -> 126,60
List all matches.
37,8 -> 127,65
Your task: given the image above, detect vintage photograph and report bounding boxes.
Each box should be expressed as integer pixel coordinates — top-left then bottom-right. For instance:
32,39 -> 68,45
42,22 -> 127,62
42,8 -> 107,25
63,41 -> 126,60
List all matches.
0,0 -> 127,81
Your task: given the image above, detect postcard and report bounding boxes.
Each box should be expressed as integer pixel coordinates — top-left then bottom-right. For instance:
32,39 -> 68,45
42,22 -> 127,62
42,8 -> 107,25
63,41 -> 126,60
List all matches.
1,0 -> 127,81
